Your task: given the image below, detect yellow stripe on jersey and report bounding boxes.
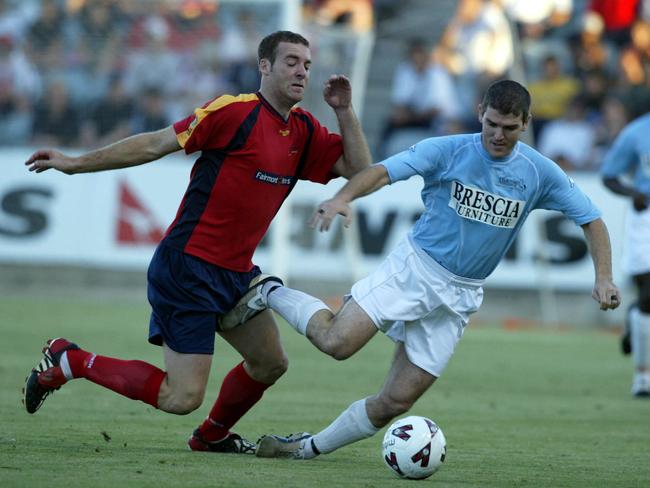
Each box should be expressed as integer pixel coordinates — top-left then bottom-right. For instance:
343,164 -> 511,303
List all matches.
176,93 -> 259,147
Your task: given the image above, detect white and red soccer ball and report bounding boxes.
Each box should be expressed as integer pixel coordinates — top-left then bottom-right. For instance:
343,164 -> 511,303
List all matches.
382,415 -> 447,479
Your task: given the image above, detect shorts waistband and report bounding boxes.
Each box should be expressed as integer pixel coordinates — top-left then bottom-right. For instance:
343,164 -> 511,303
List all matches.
407,235 -> 484,289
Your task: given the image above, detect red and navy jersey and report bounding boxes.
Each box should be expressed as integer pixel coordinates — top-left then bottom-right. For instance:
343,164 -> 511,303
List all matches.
164,92 -> 343,272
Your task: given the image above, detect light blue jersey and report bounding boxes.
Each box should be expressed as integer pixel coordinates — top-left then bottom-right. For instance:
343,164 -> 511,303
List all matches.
601,113 -> 650,194
380,133 -> 601,279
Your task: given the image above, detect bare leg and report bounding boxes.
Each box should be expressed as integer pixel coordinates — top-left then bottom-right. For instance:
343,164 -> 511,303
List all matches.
157,344 -> 212,414
305,298 -> 379,360
365,343 -> 436,427
220,309 -> 288,383
305,343 -> 436,457
191,310 -> 288,445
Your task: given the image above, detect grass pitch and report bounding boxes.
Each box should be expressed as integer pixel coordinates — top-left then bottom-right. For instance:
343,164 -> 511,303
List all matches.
1,294 -> 648,487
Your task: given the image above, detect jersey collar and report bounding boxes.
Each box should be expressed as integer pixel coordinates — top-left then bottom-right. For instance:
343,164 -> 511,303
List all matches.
257,91 -> 291,124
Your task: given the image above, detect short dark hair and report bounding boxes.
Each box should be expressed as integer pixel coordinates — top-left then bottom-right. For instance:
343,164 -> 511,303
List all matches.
481,79 -> 531,122
258,30 -> 309,65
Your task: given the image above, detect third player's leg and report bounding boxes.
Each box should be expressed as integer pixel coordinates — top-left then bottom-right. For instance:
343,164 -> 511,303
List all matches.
634,272 -> 650,314
306,298 -> 378,360
365,343 -> 437,427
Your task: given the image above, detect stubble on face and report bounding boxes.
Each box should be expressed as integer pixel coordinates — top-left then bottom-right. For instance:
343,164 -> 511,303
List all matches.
479,106 -> 528,158
269,42 -> 311,106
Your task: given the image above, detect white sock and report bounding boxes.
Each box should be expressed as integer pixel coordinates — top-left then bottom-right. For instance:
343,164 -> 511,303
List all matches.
308,398 -> 380,456
59,351 -> 74,380
631,309 -> 650,369
266,286 -> 330,335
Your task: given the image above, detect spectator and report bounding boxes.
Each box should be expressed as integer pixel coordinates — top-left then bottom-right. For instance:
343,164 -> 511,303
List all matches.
580,68 -> 611,117
31,78 -> 81,147
504,0 -> 575,80
592,94 -> 629,159
0,0 -> 38,43
569,10 -> 618,79
379,39 -> 460,157
0,34 -> 41,99
537,95 -> 597,171
616,19 -> 650,118
79,74 -> 134,148
311,0 -> 374,32
219,9 -> 262,94
0,81 -> 32,146
130,86 -> 169,133
25,0 -> 70,71
439,0 -> 514,118
122,13 -> 182,97
528,54 -> 581,140
588,0 -> 639,47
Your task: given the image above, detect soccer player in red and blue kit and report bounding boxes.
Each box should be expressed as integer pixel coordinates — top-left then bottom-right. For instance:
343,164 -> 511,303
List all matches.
22,30 -> 371,453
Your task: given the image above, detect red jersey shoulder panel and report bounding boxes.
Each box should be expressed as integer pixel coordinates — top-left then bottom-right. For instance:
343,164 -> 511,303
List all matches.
173,93 -> 259,154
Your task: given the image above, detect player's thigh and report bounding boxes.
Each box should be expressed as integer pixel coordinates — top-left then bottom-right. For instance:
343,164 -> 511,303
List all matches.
219,309 -> 287,371
373,343 -> 436,409
162,343 -> 212,397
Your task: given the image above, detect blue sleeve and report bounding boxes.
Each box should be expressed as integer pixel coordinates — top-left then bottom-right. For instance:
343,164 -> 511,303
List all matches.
379,137 -> 446,183
601,126 -> 637,178
537,161 -> 601,225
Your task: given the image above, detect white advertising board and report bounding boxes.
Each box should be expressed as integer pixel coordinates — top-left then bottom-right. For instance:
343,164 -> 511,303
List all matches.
0,148 -> 628,290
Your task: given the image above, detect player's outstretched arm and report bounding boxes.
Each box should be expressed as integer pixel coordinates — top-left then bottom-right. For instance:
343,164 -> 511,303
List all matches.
323,74 -> 372,179
309,164 -> 390,232
25,126 -> 181,175
603,176 -> 649,211
581,218 -> 621,310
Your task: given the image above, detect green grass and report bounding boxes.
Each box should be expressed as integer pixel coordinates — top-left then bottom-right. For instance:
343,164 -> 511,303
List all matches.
1,295 -> 648,487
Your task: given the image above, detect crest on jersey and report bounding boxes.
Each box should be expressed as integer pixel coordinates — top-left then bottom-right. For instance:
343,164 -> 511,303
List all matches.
279,129 -> 290,136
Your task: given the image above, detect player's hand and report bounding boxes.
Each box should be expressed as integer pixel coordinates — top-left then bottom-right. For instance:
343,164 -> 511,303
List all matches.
592,280 -> 622,310
632,192 -> 649,212
25,149 -> 78,174
323,75 -> 352,110
308,197 -> 352,232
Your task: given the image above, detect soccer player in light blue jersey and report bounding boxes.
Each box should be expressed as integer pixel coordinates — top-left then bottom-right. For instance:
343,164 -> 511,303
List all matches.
225,80 -> 622,459
601,112 -> 650,397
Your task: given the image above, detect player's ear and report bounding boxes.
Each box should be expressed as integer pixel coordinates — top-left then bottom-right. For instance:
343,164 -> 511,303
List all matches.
477,104 -> 484,123
522,113 -> 532,132
259,58 -> 271,76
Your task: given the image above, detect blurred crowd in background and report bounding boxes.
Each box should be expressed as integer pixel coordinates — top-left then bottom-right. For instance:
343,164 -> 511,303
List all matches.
1,0 -> 650,173
382,0 -> 650,172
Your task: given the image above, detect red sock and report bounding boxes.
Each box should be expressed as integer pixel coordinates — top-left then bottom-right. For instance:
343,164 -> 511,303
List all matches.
198,362 -> 270,441
66,349 -> 166,408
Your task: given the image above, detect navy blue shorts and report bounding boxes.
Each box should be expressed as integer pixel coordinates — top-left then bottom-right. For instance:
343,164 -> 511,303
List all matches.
146,244 -> 261,354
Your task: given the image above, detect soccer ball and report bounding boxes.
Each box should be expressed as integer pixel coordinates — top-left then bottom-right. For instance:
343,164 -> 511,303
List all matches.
381,415 -> 447,479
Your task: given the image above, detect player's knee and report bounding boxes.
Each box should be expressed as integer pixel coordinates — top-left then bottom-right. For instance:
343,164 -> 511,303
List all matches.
319,341 -> 350,360
161,386 -> 205,414
319,333 -> 357,360
330,345 -> 356,361
246,354 -> 289,384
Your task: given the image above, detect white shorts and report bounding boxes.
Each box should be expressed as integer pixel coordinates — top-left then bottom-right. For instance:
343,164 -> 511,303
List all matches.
622,206 -> 650,276
351,235 -> 484,377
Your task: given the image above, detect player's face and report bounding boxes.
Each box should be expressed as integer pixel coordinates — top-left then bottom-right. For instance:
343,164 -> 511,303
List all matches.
478,105 -> 529,158
264,42 -> 311,105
